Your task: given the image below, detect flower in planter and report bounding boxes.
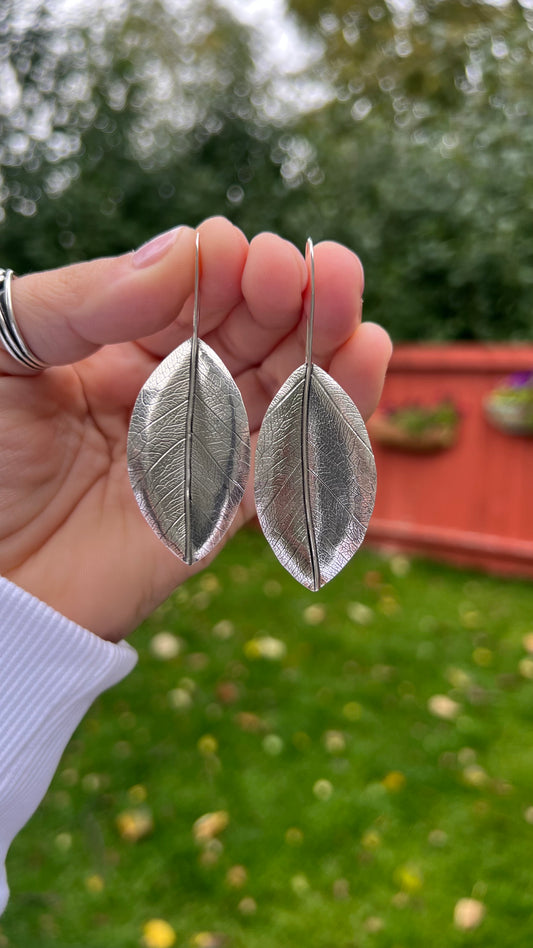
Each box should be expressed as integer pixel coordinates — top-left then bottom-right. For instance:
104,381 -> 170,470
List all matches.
369,399 -> 460,452
485,371 -> 533,435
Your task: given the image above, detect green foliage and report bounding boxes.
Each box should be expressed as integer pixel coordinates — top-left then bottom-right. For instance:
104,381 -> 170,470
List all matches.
1,0 -> 533,340
288,110 -> 533,341
3,531 -> 533,945
283,0 -> 533,341
288,0 -> 533,125
383,399 -> 459,437
0,0 -> 286,270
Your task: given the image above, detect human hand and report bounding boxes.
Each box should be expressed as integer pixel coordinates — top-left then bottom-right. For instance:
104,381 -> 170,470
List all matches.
0,217 -> 391,640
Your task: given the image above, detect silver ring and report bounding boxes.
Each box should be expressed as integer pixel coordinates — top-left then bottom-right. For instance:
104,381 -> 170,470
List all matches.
0,268 -> 49,370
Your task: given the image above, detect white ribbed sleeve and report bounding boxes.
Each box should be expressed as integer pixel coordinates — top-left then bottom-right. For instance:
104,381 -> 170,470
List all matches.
0,577 -> 138,916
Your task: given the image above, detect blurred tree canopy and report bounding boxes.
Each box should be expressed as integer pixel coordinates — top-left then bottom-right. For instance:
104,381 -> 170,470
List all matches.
0,0 -> 291,268
0,0 -> 532,341
286,0 -> 533,340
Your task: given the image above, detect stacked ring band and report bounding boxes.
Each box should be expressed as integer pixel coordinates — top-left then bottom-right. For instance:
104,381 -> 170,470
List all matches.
0,269 -> 49,370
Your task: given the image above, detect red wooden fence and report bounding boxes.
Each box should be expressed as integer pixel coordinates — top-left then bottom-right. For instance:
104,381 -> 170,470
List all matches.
366,345 -> 533,578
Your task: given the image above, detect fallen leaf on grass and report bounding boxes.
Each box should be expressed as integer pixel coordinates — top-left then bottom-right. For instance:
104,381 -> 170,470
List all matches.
235,712 -> 266,733
238,897 -> 257,915
394,864 -> 423,894
347,602 -> 374,625
313,779 -> 333,801
303,604 -> 326,625
323,730 -> 346,754
382,771 -> 406,792
454,898 -> 486,930
150,632 -> 183,660
190,934 -> 229,948
116,807 -> 154,842
193,811 -> 229,843
226,865 -> 248,888
428,694 -> 461,720
142,919 -> 176,948
85,874 -> 105,893
244,636 -> 286,660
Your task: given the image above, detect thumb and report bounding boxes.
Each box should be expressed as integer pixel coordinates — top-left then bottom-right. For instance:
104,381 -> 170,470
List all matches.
1,225 -> 197,374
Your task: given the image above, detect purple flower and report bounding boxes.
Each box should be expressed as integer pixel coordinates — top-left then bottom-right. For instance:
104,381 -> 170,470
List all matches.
508,372 -> 533,388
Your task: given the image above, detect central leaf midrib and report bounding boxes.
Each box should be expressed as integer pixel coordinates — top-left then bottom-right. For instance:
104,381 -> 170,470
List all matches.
184,338 -> 198,565
301,363 -> 320,591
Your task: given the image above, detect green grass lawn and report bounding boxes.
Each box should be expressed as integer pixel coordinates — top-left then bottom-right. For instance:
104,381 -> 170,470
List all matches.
2,530 -> 533,948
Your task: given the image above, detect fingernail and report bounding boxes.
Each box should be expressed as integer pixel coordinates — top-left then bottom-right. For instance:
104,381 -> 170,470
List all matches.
132,226 -> 183,268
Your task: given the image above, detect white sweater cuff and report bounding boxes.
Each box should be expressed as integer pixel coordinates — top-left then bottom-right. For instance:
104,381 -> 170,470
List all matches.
0,577 -> 138,915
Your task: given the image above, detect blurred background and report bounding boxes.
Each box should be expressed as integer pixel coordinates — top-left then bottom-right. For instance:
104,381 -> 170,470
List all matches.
1,0 -> 533,342
2,3 -> 533,947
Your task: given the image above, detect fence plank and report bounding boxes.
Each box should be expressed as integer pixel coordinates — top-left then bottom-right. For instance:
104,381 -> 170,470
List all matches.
366,345 -> 533,577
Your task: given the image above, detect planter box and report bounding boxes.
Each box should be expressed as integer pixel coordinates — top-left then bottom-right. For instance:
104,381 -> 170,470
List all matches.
366,344 -> 533,578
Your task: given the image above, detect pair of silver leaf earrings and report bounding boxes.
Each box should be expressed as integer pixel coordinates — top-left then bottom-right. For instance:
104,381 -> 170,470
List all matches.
127,234 -> 377,590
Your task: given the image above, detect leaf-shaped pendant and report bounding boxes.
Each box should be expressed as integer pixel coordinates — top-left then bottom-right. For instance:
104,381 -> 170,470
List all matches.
254,239 -> 377,590
127,234 -> 250,565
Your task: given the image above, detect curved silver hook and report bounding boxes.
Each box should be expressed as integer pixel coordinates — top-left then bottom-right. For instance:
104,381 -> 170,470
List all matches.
305,237 -> 315,368
193,230 -> 200,341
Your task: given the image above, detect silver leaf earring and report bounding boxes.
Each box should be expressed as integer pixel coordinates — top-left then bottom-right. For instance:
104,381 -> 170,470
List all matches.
128,232 -> 250,564
254,238 -> 377,590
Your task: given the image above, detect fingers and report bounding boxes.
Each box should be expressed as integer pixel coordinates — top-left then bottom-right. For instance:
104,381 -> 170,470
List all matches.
202,232 -> 307,375
3,226 -> 193,373
1,218 -> 248,374
239,321 -> 392,432
136,217 -> 249,357
4,222 -> 360,383
327,321 -> 393,419
236,238 -> 389,433
304,241 -> 365,360
250,240 -> 365,408
3,223 -> 389,436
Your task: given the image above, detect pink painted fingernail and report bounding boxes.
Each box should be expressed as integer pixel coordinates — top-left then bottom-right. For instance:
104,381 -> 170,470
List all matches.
132,226 -> 183,268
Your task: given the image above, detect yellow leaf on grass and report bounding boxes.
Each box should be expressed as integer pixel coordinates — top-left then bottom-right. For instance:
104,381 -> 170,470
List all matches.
193,811 -> 229,843
142,919 -> 176,948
